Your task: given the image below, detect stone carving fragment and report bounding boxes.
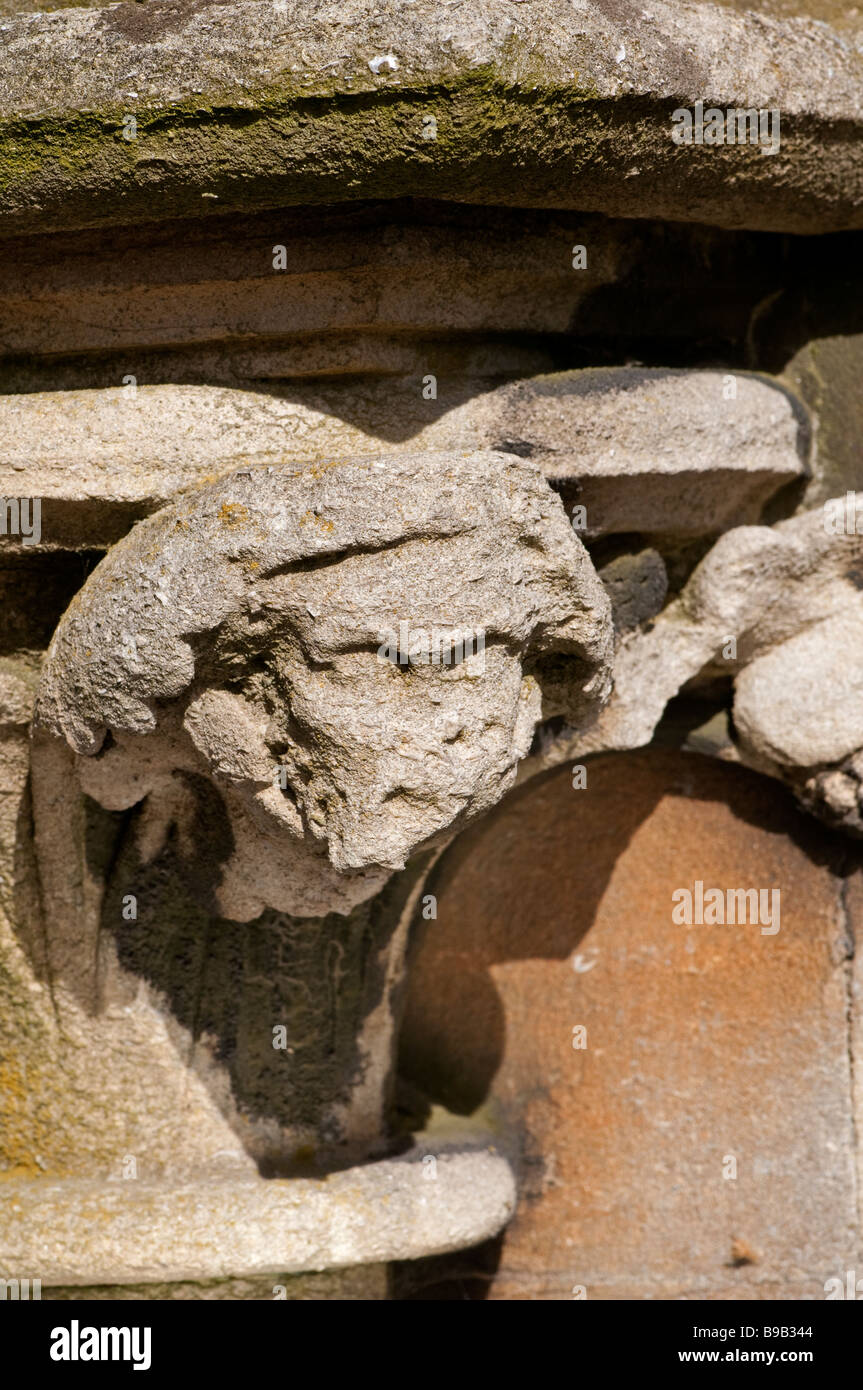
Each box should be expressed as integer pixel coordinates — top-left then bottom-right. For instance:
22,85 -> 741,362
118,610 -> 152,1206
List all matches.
580,496 -> 863,833
33,449 -> 613,919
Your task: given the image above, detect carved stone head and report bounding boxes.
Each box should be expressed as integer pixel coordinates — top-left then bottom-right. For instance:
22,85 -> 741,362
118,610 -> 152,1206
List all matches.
34,449 -> 613,918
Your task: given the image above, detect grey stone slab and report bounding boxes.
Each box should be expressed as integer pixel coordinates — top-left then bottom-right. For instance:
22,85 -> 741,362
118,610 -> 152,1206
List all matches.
0,0 -> 861,235
0,370 -> 807,548
0,1135 -> 517,1284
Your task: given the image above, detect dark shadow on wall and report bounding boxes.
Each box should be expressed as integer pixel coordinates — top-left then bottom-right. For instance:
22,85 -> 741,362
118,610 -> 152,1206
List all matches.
390,1233 -> 505,1301
92,772 -> 395,1160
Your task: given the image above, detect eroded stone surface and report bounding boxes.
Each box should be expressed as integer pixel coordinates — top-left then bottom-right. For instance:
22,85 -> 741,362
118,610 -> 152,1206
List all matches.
0,0 -> 862,236
34,449 -> 612,910
569,498 -> 863,833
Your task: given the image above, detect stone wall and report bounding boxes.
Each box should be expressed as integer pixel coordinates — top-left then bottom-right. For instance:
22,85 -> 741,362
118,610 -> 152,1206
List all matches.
0,0 -> 862,1302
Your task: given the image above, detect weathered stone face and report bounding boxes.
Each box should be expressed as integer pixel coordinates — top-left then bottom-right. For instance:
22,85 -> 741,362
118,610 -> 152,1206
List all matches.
34,448 -> 612,915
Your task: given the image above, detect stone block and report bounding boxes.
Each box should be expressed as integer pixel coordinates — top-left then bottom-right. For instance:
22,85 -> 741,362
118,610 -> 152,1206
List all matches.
400,751 -> 857,1299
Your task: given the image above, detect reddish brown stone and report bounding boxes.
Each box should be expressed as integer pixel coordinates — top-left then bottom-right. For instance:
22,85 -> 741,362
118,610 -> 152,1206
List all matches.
399,750 -> 858,1300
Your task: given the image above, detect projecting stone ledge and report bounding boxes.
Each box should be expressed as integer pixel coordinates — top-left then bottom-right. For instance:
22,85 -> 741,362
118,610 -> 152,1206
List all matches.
0,370 -> 807,548
478,369 -> 810,537
0,0 -> 862,236
0,1129 -> 517,1285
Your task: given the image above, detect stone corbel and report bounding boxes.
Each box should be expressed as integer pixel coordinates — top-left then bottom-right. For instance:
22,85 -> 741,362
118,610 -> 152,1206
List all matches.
13,447 -> 613,1292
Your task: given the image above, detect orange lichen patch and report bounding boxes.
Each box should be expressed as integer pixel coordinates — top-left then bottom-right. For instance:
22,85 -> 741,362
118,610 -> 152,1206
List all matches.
0,1057 -> 54,1179
218,502 -> 250,526
298,510 -> 335,532
294,457 -> 379,486
730,1237 -> 760,1266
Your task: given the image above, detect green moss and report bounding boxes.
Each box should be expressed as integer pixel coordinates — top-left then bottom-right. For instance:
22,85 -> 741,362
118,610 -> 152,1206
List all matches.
0,38 -> 853,236
0,64 -> 626,233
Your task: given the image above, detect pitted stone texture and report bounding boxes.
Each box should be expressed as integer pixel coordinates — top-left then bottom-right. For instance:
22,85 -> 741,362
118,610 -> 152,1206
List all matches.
4,0 -> 859,23
0,1133 -> 516,1286
399,752 -> 857,1300
487,370 -> 809,536
576,498 -> 863,833
1,1 -> 863,236
0,371 -> 807,549
34,449 -> 612,915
